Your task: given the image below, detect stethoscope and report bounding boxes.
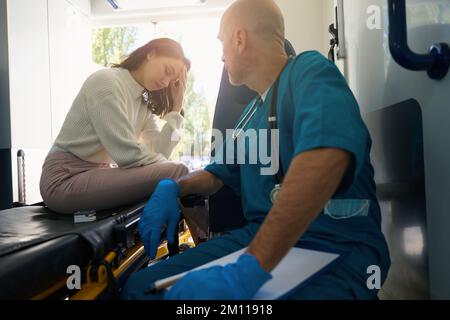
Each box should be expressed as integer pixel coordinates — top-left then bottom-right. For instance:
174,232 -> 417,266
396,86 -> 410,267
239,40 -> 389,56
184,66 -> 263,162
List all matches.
232,56 -> 293,204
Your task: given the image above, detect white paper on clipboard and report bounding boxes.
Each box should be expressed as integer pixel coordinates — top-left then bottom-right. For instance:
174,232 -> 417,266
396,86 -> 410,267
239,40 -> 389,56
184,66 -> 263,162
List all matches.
160,246 -> 342,300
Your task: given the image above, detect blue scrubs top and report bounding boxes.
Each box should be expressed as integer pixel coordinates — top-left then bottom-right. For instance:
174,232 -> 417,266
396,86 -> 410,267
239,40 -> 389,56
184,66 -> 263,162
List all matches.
205,51 -> 390,298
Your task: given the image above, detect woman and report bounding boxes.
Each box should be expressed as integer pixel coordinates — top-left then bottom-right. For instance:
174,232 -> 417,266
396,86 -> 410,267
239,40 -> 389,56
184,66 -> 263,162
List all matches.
40,38 -> 192,215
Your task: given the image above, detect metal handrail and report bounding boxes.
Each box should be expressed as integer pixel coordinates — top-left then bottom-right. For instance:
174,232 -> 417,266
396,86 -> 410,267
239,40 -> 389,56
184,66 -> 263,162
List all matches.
388,0 -> 450,80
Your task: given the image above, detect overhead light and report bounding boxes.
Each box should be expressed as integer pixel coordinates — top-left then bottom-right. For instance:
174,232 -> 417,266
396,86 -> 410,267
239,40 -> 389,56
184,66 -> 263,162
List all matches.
107,0 -> 208,11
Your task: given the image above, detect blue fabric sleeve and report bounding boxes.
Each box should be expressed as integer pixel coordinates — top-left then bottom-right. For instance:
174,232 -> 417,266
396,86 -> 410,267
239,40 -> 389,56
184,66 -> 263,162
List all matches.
204,136 -> 242,195
204,162 -> 241,196
291,52 -> 368,191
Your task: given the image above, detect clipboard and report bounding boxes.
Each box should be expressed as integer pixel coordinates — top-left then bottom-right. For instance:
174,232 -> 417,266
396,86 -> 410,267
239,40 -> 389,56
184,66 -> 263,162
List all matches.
155,242 -> 347,300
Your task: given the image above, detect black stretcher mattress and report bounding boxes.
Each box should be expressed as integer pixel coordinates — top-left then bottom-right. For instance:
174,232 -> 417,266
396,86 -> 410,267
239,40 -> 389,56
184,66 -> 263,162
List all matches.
0,203 -> 145,299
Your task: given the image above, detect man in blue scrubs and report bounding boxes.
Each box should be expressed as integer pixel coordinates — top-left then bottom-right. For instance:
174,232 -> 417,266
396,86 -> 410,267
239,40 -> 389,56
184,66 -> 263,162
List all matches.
122,0 -> 390,300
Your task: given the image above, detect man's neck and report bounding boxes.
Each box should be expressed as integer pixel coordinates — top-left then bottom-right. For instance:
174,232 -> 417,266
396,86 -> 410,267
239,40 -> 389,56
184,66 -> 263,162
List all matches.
247,54 -> 289,96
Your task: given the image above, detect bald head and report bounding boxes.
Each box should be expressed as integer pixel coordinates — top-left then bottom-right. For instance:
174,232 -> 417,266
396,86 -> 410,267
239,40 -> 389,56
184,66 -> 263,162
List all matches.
218,0 -> 288,93
221,0 -> 285,46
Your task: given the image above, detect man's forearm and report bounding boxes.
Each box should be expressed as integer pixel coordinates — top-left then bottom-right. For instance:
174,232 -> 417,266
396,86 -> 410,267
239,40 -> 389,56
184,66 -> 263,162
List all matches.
177,170 -> 224,198
247,148 -> 351,272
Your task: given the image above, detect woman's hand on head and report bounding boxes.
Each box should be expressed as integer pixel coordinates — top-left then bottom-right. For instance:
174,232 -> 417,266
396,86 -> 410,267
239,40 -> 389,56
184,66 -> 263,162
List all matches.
170,66 -> 188,114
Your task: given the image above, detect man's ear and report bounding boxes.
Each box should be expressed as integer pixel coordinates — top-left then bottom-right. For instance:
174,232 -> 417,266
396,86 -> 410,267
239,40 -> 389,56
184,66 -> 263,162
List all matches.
146,51 -> 155,62
235,28 -> 248,55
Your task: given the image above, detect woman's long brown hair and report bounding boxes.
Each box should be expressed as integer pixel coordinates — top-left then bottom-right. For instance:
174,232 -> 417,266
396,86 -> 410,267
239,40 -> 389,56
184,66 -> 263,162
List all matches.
113,38 -> 191,117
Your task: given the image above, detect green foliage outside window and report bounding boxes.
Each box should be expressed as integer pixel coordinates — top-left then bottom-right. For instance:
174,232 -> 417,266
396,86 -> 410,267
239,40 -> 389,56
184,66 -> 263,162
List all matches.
92,27 -> 138,67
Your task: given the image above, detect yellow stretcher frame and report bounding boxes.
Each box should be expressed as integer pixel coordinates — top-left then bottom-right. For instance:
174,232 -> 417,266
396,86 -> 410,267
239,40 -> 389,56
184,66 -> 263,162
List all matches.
31,229 -> 195,300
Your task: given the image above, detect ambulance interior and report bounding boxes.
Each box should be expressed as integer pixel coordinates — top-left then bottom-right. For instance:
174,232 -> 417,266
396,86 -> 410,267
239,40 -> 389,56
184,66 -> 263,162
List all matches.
0,0 -> 449,300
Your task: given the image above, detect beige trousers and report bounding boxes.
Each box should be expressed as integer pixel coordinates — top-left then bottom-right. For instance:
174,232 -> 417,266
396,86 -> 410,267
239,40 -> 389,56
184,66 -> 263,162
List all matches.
40,152 -> 209,239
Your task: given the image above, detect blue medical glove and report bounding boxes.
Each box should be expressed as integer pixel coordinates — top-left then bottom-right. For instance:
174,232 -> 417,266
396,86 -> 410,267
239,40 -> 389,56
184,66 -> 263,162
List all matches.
139,179 -> 180,259
164,254 -> 272,300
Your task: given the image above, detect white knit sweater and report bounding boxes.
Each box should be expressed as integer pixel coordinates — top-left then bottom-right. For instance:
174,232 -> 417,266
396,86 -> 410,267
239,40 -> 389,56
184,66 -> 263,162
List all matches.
52,68 -> 184,168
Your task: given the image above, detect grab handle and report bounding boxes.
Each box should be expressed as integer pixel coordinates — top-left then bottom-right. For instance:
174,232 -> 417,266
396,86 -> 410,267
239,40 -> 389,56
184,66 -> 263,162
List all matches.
388,0 -> 450,80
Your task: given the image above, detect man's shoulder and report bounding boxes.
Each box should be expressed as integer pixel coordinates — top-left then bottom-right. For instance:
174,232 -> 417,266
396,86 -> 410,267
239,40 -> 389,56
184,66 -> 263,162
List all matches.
288,50 -> 343,85
292,50 -> 332,70
296,50 -> 325,60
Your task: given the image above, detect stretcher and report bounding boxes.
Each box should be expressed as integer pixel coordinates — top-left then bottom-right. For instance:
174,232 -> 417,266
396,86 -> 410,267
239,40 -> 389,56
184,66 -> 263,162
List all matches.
0,201 -> 192,300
